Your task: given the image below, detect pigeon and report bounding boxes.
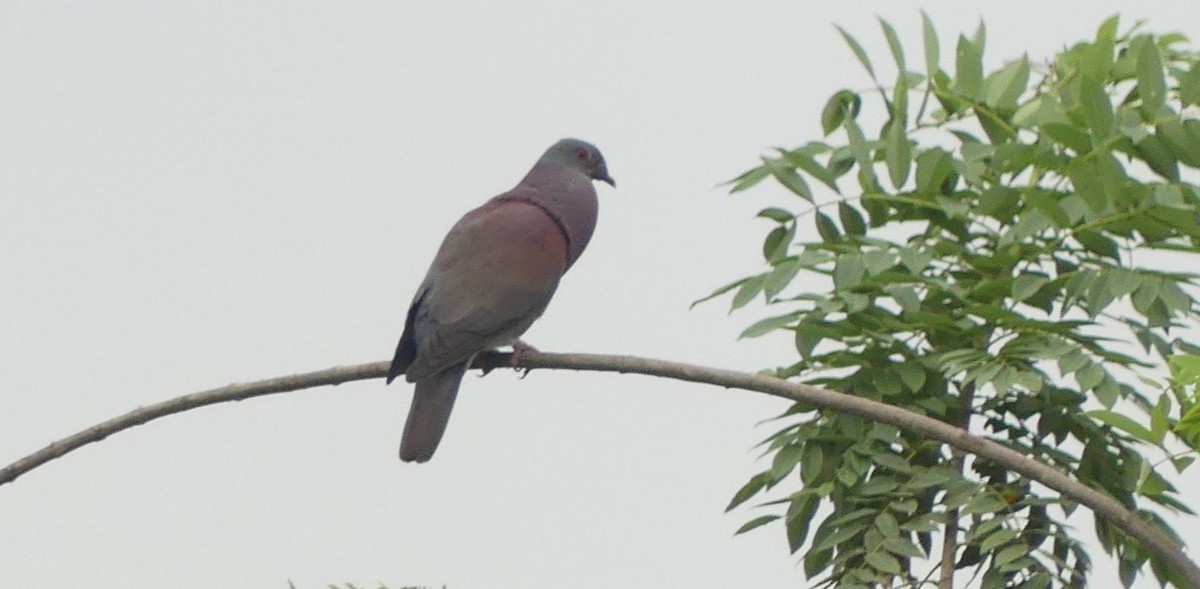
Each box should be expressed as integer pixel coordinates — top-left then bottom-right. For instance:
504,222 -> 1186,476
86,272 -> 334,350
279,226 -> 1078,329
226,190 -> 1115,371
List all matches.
386,138 -> 614,462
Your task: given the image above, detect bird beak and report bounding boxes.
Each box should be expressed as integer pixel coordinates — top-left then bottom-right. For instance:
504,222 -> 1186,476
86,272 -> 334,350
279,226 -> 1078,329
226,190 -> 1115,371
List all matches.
598,171 -> 616,187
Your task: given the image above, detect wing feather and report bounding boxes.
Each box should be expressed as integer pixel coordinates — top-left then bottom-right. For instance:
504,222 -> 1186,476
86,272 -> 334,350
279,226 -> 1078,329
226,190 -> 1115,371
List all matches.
403,199 -> 569,381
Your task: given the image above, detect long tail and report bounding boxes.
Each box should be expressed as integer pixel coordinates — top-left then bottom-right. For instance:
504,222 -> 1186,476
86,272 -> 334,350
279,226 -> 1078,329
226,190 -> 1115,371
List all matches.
399,364 -> 467,462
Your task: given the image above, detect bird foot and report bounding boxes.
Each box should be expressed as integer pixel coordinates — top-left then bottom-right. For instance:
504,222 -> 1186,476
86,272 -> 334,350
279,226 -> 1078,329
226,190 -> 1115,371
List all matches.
511,340 -> 539,378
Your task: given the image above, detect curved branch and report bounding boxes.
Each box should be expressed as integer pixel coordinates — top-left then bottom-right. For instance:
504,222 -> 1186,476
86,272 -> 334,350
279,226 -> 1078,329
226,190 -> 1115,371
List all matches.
2,352 -> 1197,586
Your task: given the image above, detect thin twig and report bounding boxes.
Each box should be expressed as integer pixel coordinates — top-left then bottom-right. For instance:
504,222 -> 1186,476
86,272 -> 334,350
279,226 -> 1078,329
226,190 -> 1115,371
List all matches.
1,351 -> 1197,587
939,381 -> 978,589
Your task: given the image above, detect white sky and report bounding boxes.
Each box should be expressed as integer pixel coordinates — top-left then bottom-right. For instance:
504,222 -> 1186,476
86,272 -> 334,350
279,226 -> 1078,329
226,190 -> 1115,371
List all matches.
3,2 -> 1200,588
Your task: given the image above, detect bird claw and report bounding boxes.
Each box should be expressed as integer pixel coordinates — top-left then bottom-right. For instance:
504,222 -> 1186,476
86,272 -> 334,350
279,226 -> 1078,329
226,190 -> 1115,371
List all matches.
511,340 -> 539,378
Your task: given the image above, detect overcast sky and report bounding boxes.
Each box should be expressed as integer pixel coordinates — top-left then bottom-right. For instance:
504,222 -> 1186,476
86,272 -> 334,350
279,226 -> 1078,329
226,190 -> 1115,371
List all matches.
3,2 -> 1200,588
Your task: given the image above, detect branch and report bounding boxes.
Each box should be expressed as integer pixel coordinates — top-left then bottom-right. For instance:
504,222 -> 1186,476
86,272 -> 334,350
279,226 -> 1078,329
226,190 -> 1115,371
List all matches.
939,380 -> 977,589
2,351 -> 1198,587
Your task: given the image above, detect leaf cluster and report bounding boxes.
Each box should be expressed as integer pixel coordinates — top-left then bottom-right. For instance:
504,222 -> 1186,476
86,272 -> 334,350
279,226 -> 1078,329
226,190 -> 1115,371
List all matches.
705,15 -> 1200,588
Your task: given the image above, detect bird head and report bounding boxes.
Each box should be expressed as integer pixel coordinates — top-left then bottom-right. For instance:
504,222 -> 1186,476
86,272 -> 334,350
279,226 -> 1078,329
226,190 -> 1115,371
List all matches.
543,138 -> 615,187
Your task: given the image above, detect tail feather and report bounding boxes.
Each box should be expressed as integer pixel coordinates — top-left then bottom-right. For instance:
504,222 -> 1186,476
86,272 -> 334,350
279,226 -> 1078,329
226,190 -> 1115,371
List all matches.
399,364 -> 467,462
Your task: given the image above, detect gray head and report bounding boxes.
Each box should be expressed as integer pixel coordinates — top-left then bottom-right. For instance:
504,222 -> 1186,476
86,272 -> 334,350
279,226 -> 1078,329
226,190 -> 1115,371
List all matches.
539,138 -> 615,187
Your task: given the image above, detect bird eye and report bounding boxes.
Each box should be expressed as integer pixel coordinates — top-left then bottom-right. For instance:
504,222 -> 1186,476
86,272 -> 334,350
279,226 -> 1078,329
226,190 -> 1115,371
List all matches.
575,148 -> 590,161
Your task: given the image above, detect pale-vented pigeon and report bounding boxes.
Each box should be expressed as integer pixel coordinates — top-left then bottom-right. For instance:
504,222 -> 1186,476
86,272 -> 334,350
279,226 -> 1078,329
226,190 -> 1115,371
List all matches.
386,138 -> 614,463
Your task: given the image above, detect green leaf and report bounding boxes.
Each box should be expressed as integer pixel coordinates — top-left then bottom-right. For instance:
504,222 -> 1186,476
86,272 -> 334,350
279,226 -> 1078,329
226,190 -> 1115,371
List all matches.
1095,377 -> 1120,409
1074,230 -> 1121,261
896,363 -> 926,392
1084,410 -> 1156,442
954,35 -> 983,99
786,495 -> 819,553
821,90 -> 861,137
1180,62 -> 1200,107
838,202 -> 867,236
731,274 -> 767,310
726,165 -> 771,193
692,276 -> 748,308
898,247 -> 932,274
994,543 -> 1027,567
762,157 -> 814,202
1012,274 -> 1049,302
726,473 -> 767,511
878,18 -> 906,73
826,508 -> 879,529
980,528 -> 1019,552
794,328 -> 820,358
781,149 -> 841,192
734,514 -> 781,535
921,11 -> 939,80
1117,106 -> 1149,142
1075,362 -> 1104,391
763,260 -> 801,299
980,186 -> 1021,220
1013,95 -> 1070,128
812,520 -> 869,551
803,546 -> 834,579
844,118 -> 880,192
1024,189 -> 1070,227
871,451 -> 912,474
1170,353 -> 1200,385
799,441 -> 826,485
915,148 -> 954,194
1082,35 -> 1114,86
1043,123 -> 1092,155
882,537 -> 924,560
858,475 -> 899,496
826,151 -> 856,185
875,511 -> 900,539
1094,152 -> 1128,209
862,250 -> 897,275
963,492 -> 1009,515
902,514 -> 941,533
740,311 -> 800,339
1135,35 -> 1167,119
1151,395 -> 1170,444
757,207 -> 794,223
1106,268 -> 1142,299
1079,76 -> 1113,139
887,285 -> 920,314
1173,456 -> 1195,471
971,20 -> 987,53
1085,271 -> 1116,315
975,103 -> 1015,144
815,212 -> 841,242
770,443 -> 805,480
1159,279 -> 1193,312
984,55 -> 1029,111
833,254 -> 866,289
1175,402 -> 1200,450
761,224 -> 793,262
865,550 -> 903,575
1156,118 -> 1200,168
885,120 -> 912,189
1095,14 -> 1120,44
1134,134 -> 1181,181
836,25 -> 877,81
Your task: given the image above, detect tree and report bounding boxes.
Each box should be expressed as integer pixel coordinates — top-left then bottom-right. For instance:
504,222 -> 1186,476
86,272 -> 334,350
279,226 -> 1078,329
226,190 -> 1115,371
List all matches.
706,14 -> 1200,588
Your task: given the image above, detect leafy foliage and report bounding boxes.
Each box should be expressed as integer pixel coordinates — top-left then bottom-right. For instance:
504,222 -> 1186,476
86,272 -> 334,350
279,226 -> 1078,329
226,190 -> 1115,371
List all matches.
707,15 -> 1200,588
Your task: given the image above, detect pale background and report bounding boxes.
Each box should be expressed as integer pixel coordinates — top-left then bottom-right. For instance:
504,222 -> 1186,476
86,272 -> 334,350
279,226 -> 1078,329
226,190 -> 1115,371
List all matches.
2,2 -> 1198,588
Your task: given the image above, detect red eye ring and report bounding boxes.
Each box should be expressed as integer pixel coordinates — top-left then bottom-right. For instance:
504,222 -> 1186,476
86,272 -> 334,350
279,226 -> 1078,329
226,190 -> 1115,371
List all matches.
575,148 -> 589,161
